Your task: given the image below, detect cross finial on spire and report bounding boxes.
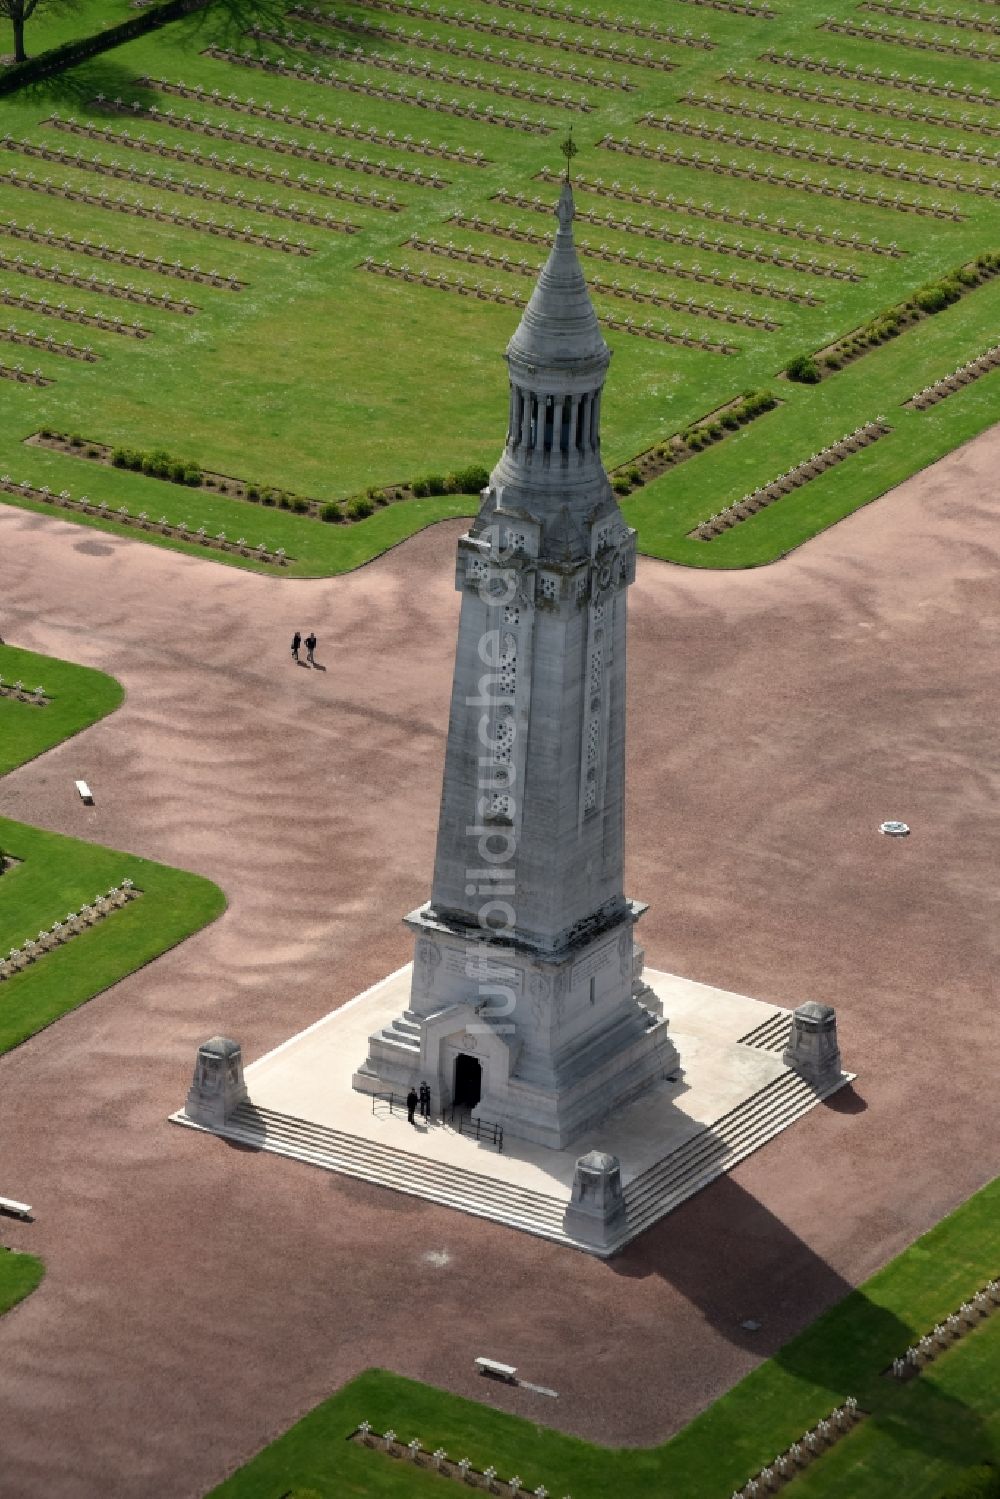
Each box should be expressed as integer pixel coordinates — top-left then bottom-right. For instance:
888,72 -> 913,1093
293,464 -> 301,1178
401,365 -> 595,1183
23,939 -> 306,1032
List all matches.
559,125 -> 578,182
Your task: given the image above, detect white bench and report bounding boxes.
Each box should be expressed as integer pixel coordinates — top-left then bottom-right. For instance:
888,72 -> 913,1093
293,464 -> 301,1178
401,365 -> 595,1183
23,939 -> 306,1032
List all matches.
0,1196 -> 32,1220
75,780 -> 94,804
475,1357 -> 518,1384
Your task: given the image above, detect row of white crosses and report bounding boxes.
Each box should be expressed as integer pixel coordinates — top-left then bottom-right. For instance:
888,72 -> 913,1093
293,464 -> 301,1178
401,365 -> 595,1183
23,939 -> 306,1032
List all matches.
0,478 -> 288,563
0,250 -> 194,311
0,214 -> 245,285
731,1400 -> 859,1498
892,1281 -> 1000,1377
694,420 -> 891,538
1,881 -> 137,980
0,676 -> 46,702
356,1423 -> 570,1496
909,344 -> 1000,408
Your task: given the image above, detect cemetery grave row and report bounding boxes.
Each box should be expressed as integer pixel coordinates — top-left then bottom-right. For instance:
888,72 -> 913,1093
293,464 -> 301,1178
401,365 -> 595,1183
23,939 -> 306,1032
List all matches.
689,418 -> 893,539
0,218 -> 247,285
313,0 -> 707,57
359,255 -> 737,349
905,342 -> 1000,406
724,68 -> 1000,135
0,679 -> 48,703
820,15 -> 1000,62
0,326 -> 97,361
530,171 -> 920,240
249,28 -> 596,111
122,80 -> 492,164
676,90 -> 1000,162
386,0 -> 763,36
594,134 -> 971,214
725,68 -> 1000,135
286,6 -> 639,91
806,251 -> 1000,378
444,212 -> 825,300
401,233 -> 783,324
0,168 -> 351,245
889,1278 -> 1000,1380
0,249 -> 199,313
0,360 -> 48,385
621,115 -> 1000,197
204,45 -> 555,133
0,474 -> 293,561
0,136 -> 399,215
861,0 -> 1000,35
490,192 -> 871,274
0,882 -> 141,984
0,285 -> 147,336
757,50 -> 1000,104
44,116 -> 451,191
729,1402 -> 863,1499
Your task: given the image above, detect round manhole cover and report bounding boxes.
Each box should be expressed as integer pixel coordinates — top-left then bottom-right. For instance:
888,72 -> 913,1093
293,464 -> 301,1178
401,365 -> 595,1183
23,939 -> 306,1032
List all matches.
879,821 -> 910,837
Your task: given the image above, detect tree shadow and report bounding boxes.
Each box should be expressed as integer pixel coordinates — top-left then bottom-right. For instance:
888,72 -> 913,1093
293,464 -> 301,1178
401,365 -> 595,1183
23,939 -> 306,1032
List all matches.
16,57 -> 158,111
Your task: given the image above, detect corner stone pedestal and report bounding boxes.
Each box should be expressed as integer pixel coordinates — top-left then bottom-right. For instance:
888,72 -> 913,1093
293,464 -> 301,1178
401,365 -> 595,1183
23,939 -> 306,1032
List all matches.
783,1002 -> 842,1086
185,1036 -> 247,1129
563,1150 -> 626,1250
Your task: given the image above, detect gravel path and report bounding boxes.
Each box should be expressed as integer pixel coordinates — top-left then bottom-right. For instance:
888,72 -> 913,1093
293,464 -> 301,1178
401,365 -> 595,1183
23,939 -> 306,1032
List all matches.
0,432 -> 997,1497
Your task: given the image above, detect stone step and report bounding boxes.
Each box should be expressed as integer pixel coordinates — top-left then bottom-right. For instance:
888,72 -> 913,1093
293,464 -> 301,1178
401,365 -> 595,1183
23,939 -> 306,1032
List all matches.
225,1103 -> 570,1233
621,1071 -> 830,1243
737,1009 -> 793,1052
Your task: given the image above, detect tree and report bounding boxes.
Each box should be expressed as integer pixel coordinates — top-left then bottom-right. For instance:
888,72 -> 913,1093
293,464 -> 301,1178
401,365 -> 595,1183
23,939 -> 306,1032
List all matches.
1,0 -> 72,64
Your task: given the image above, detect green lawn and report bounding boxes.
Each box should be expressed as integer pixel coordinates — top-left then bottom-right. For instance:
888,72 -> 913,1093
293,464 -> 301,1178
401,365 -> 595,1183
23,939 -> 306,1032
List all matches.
0,1246 -> 44,1316
0,815 -> 226,1053
208,1177 -> 1000,1499
0,643 -> 226,1053
0,0 -> 997,571
0,641 -> 123,773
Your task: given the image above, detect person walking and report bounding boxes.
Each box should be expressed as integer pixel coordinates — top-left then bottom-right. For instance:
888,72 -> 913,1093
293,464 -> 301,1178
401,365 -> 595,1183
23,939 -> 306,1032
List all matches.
419,1081 -> 431,1120
291,630 -> 301,664
305,631 -> 317,666
406,1086 -> 418,1125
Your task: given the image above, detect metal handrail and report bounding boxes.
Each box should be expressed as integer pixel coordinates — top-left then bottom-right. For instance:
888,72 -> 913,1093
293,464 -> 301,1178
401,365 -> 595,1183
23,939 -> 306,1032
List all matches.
449,1104 -> 504,1153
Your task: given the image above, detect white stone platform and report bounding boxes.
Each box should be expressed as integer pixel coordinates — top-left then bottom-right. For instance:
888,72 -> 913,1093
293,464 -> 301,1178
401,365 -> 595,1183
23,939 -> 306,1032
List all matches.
171,966 -> 852,1255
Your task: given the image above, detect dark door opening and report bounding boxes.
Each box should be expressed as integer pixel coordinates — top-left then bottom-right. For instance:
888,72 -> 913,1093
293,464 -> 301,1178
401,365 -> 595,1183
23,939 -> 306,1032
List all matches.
453,1053 -> 482,1109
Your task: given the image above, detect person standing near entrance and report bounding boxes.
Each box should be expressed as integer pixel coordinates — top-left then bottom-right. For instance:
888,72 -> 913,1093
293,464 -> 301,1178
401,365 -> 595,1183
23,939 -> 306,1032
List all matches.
419,1081 -> 431,1120
406,1086 -> 418,1125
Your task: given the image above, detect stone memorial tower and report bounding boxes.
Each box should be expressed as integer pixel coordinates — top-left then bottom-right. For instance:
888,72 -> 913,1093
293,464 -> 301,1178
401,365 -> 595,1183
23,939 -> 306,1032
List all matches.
353,181 -> 679,1148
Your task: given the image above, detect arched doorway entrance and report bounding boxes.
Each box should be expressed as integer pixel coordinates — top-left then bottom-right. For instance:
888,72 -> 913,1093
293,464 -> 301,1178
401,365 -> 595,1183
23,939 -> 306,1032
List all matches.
453,1052 -> 482,1109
